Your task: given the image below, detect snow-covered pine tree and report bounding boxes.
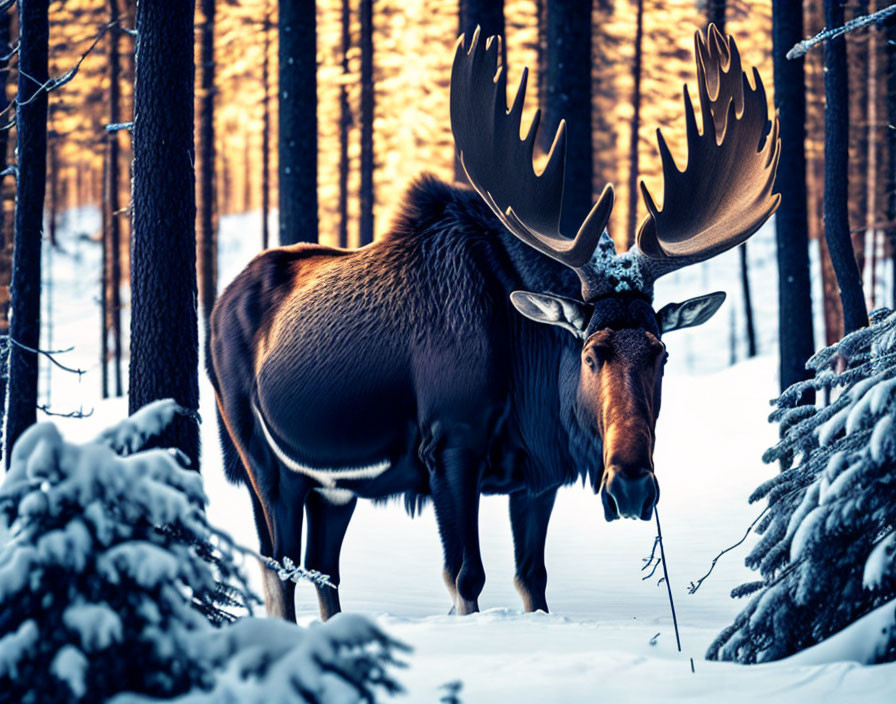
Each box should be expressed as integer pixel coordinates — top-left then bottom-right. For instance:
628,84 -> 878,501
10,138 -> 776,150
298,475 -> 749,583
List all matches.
707,309 -> 896,664
0,400 -> 407,703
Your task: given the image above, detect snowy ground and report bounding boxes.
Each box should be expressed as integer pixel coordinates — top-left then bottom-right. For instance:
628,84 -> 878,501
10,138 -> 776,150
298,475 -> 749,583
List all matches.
39,207 -> 896,701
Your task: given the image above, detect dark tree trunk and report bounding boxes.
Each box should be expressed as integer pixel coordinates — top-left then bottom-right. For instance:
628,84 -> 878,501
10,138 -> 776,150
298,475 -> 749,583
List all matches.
261,3 -> 271,250
707,0 -> 726,27
544,0 -> 592,237
847,0 -> 869,279
243,136 -> 251,213
337,0 -> 350,248
6,0 -> 49,464
456,0 -> 504,183
47,142 -> 57,248
626,0 -> 643,245
107,0 -> 122,398
129,0 -> 199,468
0,9 -> 13,455
359,0 -> 374,245
888,13 -> 896,308
197,0 -> 216,332
823,0 -> 869,335
278,0 -> 318,246
771,0 -> 815,399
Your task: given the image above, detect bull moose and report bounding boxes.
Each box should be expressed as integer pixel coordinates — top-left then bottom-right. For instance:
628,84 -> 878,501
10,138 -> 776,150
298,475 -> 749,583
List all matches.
208,24 -> 780,622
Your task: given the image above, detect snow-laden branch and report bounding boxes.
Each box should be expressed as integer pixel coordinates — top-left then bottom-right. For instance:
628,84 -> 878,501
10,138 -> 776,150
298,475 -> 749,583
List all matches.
787,3 -> 896,59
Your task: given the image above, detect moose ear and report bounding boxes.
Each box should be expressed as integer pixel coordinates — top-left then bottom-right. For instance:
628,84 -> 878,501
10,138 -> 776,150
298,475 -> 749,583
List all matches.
656,291 -> 726,334
510,291 -> 591,340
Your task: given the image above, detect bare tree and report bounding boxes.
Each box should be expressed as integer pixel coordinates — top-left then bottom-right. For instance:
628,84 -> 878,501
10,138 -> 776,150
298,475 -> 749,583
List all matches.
771,0 -> 815,399
129,0 -> 199,467
278,0 -> 318,245
6,0 -> 49,464
261,1 -> 271,250
544,0 -> 592,236
359,0 -> 374,245
197,0 -> 216,331
107,0 -> 123,397
823,0 -> 869,335
626,0 -> 644,245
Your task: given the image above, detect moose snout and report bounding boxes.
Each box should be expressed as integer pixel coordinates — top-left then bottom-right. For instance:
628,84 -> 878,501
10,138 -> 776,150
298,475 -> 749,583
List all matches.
600,469 -> 658,522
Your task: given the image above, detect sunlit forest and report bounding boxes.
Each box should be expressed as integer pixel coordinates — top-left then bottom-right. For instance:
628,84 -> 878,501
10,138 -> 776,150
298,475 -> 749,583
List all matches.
1,0 -> 896,701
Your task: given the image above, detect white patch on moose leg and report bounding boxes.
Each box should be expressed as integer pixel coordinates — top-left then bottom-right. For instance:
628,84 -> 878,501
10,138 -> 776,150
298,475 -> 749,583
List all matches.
252,404 -> 390,487
315,488 -> 356,505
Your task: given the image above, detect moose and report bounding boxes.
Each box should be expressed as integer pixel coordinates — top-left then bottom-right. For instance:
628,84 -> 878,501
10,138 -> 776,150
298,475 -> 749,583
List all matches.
208,24 -> 780,622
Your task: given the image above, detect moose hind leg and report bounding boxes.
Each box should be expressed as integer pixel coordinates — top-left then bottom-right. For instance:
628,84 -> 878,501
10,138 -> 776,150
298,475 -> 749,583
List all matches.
304,489 -> 357,621
427,431 -> 487,616
509,488 -> 556,613
264,472 -> 309,623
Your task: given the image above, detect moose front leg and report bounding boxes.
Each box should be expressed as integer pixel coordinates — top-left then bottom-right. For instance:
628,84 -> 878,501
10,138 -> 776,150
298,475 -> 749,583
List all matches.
509,488 -> 557,613
424,425 -> 487,616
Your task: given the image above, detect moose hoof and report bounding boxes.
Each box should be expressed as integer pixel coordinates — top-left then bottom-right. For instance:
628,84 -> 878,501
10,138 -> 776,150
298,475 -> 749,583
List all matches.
455,597 -> 480,616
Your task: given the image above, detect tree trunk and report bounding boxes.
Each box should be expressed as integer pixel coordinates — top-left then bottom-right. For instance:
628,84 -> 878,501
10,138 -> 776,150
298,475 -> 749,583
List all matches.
359,0 -> 374,245
5,0 -> 49,464
625,0 -> 644,245
707,0 -> 726,27
261,3 -> 271,250
544,0 -> 592,237
278,0 -> 318,245
455,0 -> 504,183
847,0 -> 869,280
129,0 -> 199,468
771,0 -> 815,399
0,9 -> 14,455
108,0 -> 122,397
197,0 -> 216,333
823,0 -> 869,335
337,0 -> 350,248
888,10 -> 896,308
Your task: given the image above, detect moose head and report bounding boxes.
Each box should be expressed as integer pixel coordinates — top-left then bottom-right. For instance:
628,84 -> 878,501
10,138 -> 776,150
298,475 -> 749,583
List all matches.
450,24 -> 780,521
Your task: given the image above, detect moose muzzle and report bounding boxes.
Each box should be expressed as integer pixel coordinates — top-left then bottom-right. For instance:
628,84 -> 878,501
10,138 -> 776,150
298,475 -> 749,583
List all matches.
601,469 -> 658,521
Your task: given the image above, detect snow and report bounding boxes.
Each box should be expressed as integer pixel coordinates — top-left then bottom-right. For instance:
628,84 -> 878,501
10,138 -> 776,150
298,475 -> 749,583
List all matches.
63,602 -> 125,652
33,209 -> 896,700
0,619 -> 38,678
864,532 -> 896,591
50,644 -> 89,699
783,600 -> 896,666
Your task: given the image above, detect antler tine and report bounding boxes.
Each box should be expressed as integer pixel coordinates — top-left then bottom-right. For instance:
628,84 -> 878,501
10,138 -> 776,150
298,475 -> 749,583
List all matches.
635,24 -> 780,280
451,27 -> 614,272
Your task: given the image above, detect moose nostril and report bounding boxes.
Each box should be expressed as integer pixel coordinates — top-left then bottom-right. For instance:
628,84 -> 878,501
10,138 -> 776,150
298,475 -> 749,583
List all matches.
602,470 -> 657,522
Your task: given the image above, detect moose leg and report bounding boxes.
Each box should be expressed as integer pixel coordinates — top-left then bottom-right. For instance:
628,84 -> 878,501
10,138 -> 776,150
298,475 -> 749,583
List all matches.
427,431 -> 487,616
264,471 -> 309,623
304,490 -> 357,621
509,488 -> 557,613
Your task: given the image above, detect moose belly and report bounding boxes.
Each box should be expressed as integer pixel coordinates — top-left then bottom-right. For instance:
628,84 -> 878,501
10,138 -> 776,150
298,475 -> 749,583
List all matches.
254,350 -> 417,481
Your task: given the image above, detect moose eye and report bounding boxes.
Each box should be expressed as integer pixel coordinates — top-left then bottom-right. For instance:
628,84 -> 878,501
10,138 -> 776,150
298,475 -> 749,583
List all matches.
584,354 -> 596,370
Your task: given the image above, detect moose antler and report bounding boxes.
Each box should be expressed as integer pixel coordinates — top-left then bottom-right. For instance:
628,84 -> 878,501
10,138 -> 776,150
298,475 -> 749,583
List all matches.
635,23 -> 780,275
450,27 -> 614,272
450,24 -> 780,300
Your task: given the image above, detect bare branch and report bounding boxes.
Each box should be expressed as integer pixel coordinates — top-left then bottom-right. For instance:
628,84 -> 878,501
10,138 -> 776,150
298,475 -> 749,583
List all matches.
37,404 -> 94,419
105,121 -> 133,132
687,506 -> 769,595
787,3 -> 896,59
7,336 -> 86,377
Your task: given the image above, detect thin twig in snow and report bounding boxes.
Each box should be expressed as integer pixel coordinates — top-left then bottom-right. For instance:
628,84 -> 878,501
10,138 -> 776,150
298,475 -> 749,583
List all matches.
688,506 -> 769,595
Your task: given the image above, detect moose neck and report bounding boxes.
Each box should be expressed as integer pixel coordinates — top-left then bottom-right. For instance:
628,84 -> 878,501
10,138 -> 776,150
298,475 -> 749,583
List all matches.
498,232 -> 605,487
